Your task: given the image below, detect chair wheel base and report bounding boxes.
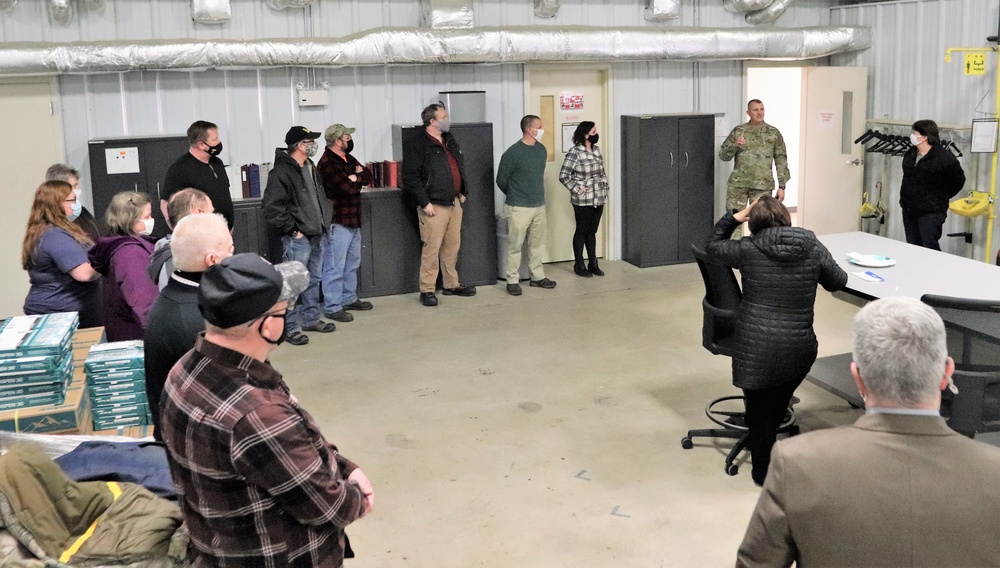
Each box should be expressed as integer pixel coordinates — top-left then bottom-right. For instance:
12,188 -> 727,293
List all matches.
725,463 -> 739,476
681,437 -> 694,450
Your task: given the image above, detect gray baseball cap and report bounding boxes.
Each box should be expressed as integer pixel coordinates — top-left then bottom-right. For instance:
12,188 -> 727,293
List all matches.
198,253 -> 308,328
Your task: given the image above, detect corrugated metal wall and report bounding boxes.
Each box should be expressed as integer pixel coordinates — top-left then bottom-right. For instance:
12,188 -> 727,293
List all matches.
5,0 -> 836,259
832,0 -> 1000,261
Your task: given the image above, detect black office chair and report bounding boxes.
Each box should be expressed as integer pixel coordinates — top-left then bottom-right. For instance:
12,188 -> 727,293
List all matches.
681,244 -> 797,476
920,294 -> 1000,437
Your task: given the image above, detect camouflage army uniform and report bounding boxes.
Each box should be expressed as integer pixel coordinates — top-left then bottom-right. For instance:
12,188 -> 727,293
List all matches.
719,122 -> 790,238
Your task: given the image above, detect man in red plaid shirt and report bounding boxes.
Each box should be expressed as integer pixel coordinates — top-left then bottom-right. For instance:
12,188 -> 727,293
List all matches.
317,124 -> 374,323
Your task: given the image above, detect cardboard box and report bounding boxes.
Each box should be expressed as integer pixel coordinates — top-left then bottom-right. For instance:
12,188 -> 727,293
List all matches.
0,351 -> 74,389
91,402 -> 149,421
87,368 -> 145,384
0,327 -> 102,434
92,413 -> 149,431
90,391 -> 148,409
84,341 -> 144,373
0,391 -> 65,411
91,424 -> 155,438
87,378 -> 146,398
0,313 -> 78,359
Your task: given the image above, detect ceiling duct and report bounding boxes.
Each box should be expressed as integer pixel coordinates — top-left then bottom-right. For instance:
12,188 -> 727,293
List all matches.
192,0 -> 232,23
645,0 -> 680,21
0,25 -> 872,75
745,0 -> 793,25
534,0 -> 559,19
422,0 -> 474,29
265,0 -> 316,9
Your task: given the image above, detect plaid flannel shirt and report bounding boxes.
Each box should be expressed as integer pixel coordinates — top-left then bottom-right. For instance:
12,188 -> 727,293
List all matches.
316,147 -> 372,228
558,144 -> 609,207
161,335 -> 366,568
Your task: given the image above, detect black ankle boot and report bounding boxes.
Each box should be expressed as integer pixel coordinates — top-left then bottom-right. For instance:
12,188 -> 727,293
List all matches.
588,262 -> 604,277
574,262 -> 592,278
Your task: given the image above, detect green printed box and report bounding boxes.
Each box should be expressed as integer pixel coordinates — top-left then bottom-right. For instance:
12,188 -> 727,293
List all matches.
93,413 -> 148,432
0,391 -> 65,411
87,378 -> 146,398
0,381 -> 65,399
91,402 -> 149,421
84,341 -> 144,373
87,368 -> 145,385
0,351 -> 74,388
90,391 -> 148,409
0,313 -> 78,359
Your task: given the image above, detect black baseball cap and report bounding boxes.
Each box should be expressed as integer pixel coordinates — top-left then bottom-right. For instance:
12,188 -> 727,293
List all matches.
198,254 -> 308,328
285,126 -> 322,146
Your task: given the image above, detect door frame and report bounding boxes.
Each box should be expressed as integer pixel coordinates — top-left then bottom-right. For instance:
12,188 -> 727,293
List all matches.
523,64 -> 617,261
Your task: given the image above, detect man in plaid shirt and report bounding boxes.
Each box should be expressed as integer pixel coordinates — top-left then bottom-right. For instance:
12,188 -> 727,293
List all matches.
317,123 -> 374,323
161,253 -> 374,568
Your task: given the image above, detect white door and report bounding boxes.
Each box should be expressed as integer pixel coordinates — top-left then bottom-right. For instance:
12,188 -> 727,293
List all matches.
799,67 -> 868,235
0,79 -> 64,319
525,67 -> 610,263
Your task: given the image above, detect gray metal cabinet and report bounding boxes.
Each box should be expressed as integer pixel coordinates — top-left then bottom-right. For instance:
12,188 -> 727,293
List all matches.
621,114 -> 715,267
88,135 -> 189,239
357,189 -> 422,298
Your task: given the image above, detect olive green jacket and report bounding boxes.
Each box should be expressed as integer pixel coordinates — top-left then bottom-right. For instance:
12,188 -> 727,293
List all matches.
719,122 -> 790,191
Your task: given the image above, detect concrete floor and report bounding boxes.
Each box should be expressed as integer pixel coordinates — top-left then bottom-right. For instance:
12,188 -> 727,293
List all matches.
269,260 -> 992,567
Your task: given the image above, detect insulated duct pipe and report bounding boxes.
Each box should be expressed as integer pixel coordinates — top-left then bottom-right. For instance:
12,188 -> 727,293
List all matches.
534,0 -> 559,19
645,0 -> 680,21
265,0 -> 316,9
422,0 -> 474,29
0,25 -> 872,74
745,0 -> 794,25
724,0 -> 772,11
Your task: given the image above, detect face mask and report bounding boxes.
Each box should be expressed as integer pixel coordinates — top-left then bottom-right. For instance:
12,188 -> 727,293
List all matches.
205,141 -> 223,156
139,218 -> 155,236
587,133 -> 600,145
258,313 -> 287,346
533,129 -> 545,142
67,200 -> 81,222
909,133 -> 923,146
344,139 -> 354,154
436,119 -> 451,133
304,142 -> 318,158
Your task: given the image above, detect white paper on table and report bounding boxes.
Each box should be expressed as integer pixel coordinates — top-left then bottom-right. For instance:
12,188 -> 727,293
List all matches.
853,270 -> 885,283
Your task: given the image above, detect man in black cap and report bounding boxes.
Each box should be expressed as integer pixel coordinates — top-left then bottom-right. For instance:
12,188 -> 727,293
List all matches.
161,253 -> 374,568
262,126 -> 336,345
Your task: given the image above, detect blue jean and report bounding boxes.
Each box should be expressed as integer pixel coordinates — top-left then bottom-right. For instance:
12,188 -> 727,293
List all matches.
321,224 -> 361,313
281,234 -> 324,333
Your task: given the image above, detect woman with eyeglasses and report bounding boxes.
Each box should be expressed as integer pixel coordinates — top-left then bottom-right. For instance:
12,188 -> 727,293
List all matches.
88,191 -> 159,341
22,181 -> 102,327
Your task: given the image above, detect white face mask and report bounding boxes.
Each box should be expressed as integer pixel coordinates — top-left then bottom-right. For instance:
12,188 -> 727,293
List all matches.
533,128 -> 545,142
139,218 -> 155,236
910,133 -> 923,146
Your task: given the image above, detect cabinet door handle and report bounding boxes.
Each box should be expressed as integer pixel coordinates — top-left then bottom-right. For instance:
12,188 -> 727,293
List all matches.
669,152 -> 674,167
134,183 -> 138,191
684,152 -> 689,167
156,182 -> 161,200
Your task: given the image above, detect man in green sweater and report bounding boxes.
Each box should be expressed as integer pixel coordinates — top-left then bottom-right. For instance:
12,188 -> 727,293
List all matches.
497,115 -> 557,296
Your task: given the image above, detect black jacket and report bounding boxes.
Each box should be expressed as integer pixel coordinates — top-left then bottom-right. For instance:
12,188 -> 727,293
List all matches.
402,130 -> 467,207
262,149 -> 329,237
900,144 -> 965,214
706,213 -> 848,390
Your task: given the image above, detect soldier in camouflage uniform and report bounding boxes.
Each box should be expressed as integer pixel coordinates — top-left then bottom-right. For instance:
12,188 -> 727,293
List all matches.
719,99 -> 790,238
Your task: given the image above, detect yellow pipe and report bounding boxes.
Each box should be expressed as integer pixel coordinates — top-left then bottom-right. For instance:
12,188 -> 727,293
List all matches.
944,47 -> 994,62
985,56 -> 999,263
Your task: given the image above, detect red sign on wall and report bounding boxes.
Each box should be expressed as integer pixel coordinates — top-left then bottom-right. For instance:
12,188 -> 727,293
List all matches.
560,94 -> 583,110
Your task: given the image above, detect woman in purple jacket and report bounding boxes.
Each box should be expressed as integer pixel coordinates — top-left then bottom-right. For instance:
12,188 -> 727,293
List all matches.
89,191 -> 159,341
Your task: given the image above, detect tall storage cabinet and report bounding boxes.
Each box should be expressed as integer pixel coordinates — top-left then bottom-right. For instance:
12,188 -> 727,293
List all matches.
88,135 -> 189,239
392,123 -> 497,288
621,114 -> 715,267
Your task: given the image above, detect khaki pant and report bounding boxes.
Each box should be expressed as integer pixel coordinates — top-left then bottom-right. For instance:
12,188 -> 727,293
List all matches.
505,204 -> 547,284
417,197 -> 463,293
726,186 -> 773,239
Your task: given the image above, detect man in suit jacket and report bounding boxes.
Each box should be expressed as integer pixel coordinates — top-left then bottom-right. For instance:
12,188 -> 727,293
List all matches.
737,296 -> 1000,568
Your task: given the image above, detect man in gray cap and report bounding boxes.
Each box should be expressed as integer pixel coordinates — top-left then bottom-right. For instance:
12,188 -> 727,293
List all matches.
160,253 -> 374,568
262,126 -> 336,345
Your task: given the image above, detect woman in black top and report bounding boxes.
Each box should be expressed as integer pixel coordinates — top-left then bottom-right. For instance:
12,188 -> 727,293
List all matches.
899,119 -> 965,250
706,196 -> 848,485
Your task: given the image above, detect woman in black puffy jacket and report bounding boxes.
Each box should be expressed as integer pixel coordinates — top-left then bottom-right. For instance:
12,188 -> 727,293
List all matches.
900,119 -> 965,250
706,196 -> 848,486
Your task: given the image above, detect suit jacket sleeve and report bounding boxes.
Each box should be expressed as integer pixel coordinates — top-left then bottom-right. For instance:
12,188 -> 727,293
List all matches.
402,137 -> 430,207
705,212 -> 744,270
736,443 -> 797,568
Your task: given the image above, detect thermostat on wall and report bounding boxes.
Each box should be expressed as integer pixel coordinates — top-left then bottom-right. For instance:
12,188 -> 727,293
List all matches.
298,90 -> 329,107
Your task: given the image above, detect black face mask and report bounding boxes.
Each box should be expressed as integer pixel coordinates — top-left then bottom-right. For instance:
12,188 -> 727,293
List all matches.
587,133 -> 599,145
258,313 -> 287,346
344,139 -> 354,154
205,141 -> 223,156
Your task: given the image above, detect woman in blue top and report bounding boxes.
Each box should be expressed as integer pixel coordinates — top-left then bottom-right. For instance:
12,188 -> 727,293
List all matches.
22,181 -> 101,327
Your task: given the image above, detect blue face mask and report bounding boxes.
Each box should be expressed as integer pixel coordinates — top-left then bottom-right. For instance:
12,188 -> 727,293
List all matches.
67,200 -> 82,222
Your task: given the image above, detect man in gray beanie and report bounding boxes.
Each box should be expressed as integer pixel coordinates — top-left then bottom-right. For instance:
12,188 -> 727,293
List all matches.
160,253 -> 374,568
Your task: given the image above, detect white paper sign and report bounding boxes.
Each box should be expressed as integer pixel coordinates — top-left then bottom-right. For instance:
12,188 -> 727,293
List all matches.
105,147 -> 140,174
819,111 -> 836,129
